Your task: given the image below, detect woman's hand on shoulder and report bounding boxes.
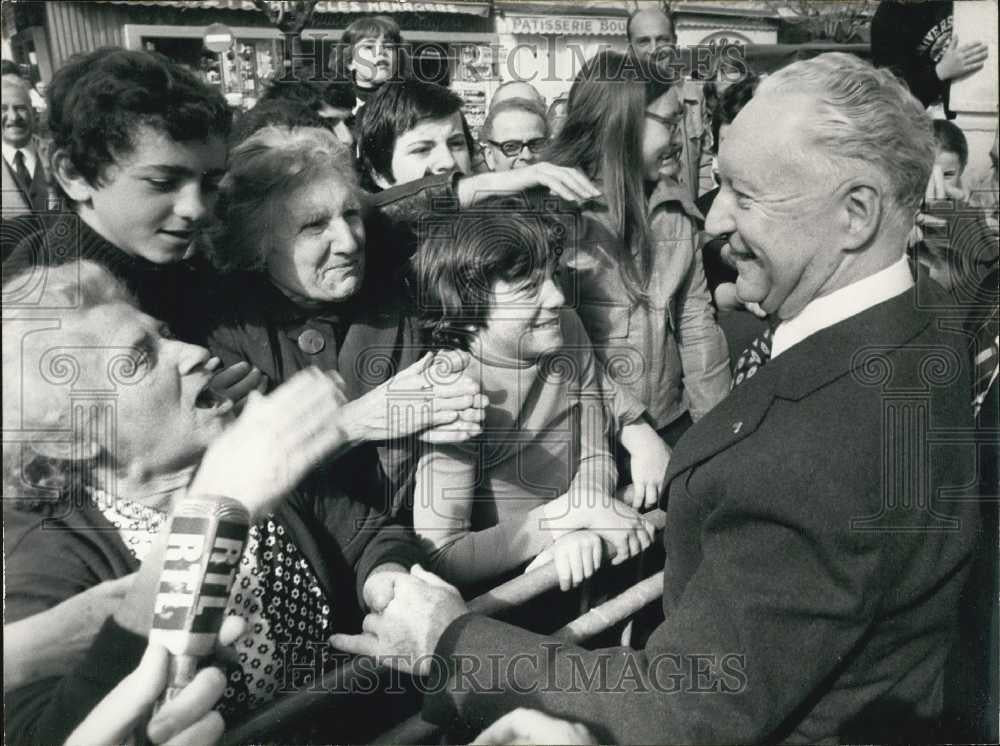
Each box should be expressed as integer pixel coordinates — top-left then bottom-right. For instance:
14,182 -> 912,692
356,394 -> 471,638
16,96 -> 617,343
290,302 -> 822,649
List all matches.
508,163 -> 602,204
459,164 -> 602,205
340,350 -> 487,446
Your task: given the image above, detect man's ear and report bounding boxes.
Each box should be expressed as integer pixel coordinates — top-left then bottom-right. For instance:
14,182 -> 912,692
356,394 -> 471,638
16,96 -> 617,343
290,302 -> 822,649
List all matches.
842,182 -> 882,252
51,149 -> 95,204
482,143 -> 497,172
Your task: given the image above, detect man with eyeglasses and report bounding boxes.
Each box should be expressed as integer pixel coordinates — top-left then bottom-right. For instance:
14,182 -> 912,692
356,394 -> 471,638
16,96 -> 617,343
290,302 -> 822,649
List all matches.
480,98 -> 549,173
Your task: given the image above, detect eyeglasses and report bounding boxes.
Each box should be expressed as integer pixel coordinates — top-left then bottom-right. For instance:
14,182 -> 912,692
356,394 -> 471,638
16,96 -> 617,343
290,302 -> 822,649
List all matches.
486,138 -> 548,157
644,110 -> 682,135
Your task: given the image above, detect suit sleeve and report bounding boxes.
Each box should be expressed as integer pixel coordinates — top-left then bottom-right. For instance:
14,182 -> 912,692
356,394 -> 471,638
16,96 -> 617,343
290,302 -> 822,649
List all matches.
675,238 -> 731,420
422,457 -> 892,743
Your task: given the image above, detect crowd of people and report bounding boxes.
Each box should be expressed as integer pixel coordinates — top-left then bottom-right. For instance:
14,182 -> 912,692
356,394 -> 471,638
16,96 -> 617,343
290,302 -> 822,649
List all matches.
2,4 -> 998,745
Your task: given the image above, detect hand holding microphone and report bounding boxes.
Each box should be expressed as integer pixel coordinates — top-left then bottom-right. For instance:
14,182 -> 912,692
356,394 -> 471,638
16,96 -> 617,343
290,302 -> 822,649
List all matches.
65,616 -> 246,746
92,369 -> 356,742
150,370 -> 355,710
148,496 -> 250,711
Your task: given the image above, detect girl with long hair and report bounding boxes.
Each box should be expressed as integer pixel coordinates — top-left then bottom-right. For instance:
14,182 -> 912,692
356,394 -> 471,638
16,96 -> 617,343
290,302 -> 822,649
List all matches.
545,50 -> 731,496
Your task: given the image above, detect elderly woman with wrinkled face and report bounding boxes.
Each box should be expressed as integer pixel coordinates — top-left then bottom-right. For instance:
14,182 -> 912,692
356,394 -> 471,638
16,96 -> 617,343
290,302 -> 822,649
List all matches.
3,260 -> 423,745
198,126 -> 485,495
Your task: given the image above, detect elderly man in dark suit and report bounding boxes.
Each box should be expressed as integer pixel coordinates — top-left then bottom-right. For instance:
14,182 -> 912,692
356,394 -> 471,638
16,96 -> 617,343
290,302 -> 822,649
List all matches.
333,53 -> 981,743
1,74 -> 51,219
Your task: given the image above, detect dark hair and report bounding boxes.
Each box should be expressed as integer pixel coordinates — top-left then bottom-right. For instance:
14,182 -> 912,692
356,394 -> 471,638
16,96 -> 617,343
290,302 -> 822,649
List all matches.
711,72 -> 758,154
933,119 -> 969,169
543,50 -> 677,302
329,15 -> 406,82
1,59 -> 21,77
260,78 -> 354,112
412,200 -> 559,351
230,99 -> 328,147
46,47 -> 231,200
546,94 -> 569,119
359,80 -> 471,186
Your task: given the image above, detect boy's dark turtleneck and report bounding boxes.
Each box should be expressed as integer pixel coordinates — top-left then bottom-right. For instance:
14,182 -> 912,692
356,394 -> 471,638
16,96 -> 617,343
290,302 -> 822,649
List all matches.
352,77 -> 384,104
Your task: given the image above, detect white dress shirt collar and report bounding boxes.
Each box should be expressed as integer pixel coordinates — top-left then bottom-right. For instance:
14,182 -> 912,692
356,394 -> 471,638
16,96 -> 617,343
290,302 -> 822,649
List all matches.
2,140 -> 37,179
771,257 -> 914,359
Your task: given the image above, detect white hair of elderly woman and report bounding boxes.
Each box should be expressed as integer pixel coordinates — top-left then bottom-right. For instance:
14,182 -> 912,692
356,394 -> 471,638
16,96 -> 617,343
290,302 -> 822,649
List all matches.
206,125 -> 359,272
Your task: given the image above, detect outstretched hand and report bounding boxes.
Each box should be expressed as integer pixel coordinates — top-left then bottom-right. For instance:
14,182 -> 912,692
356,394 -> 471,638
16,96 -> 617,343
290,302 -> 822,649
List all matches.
935,33 -> 989,82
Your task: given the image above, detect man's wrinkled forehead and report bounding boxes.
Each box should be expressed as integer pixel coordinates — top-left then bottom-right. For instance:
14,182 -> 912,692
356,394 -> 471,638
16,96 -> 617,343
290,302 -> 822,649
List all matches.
2,82 -> 31,108
628,9 -> 675,42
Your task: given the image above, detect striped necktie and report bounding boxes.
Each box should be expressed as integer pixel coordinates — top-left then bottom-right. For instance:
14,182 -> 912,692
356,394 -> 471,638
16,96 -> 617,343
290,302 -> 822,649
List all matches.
972,306 -> 999,418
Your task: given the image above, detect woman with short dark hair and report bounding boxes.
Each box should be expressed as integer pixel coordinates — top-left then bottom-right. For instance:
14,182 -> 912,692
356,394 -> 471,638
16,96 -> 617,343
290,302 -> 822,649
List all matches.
409,204 -> 655,592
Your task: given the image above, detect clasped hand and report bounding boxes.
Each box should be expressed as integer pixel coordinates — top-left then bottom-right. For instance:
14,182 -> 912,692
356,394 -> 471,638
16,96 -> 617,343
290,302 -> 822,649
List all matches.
331,565 -> 468,677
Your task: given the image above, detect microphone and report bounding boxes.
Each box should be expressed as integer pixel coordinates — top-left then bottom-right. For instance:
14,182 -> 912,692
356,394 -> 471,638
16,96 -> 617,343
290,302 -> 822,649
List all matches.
149,496 -> 250,706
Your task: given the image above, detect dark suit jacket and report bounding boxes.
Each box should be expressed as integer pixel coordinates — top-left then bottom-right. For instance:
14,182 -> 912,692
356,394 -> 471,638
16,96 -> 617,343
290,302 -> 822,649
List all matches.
424,282 -> 980,743
1,137 -> 52,220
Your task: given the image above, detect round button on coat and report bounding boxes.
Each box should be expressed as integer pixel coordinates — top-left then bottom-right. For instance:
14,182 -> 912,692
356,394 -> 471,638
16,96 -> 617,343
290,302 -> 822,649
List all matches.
297,329 -> 325,354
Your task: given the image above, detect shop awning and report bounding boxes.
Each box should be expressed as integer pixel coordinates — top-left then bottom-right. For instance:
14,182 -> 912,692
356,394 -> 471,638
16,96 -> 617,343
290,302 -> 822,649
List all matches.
494,0 -> 782,20
95,0 -> 490,16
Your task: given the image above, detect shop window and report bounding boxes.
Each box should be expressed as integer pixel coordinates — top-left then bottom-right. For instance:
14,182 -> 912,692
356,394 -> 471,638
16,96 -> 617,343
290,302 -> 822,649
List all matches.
411,42 -> 450,86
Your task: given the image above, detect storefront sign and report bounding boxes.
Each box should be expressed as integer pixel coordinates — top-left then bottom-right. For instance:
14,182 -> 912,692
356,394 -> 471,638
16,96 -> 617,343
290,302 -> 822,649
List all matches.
323,1 -> 488,14
203,23 -> 234,53
508,15 -> 627,37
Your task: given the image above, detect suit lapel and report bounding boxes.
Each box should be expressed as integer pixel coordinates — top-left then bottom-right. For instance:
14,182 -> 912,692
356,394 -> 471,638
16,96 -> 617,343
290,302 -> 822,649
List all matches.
664,287 -> 931,487
665,370 -> 777,483
2,157 -> 31,216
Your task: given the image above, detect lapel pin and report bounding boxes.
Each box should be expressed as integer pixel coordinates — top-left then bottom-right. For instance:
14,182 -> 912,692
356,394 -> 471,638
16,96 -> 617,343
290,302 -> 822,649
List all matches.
732,421 -> 743,434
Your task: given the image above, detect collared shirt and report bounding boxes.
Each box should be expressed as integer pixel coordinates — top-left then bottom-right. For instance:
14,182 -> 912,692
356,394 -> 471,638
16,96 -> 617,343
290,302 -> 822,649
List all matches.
2,141 -> 37,179
772,257 -> 915,359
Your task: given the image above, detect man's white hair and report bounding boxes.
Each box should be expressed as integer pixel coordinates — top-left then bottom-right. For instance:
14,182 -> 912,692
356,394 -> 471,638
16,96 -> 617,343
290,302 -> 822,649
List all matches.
759,52 -> 935,215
